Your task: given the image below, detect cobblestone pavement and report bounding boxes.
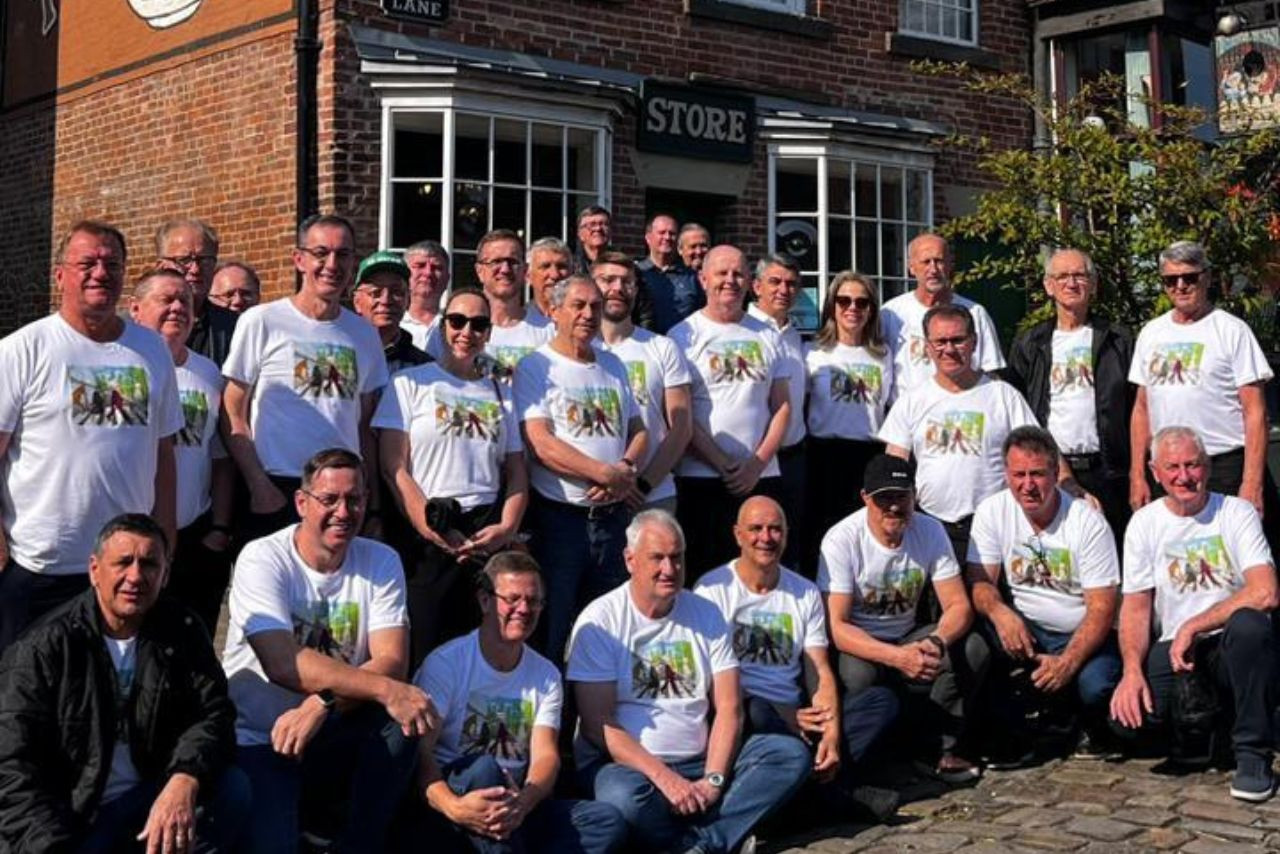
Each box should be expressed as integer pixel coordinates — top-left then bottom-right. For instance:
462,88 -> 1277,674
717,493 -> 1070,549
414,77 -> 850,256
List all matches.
765,756 -> 1280,853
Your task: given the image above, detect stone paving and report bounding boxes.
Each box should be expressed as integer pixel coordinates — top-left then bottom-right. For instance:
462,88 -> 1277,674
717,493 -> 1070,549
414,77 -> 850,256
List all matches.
764,757 -> 1280,853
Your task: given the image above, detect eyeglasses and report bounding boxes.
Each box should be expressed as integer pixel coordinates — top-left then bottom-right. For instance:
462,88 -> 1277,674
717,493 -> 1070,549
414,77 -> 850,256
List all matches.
491,592 -> 546,609
477,257 -> 523,270
834,295 -> 872,310
1049,273 -> 1091,284
1161,271 -> 1204,290
296,246 -> 356,265
160,254 -> 217,270
301,489 -> 366,511
444,313 -> 493,334
929,335 -> 973,350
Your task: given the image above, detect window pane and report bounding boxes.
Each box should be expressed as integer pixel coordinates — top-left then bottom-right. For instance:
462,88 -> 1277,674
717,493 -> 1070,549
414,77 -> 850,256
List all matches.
494,119 -> 527,186
827,218 -> 852,272
453,182 -> 488,250
454,252 -> 480,291
531,124 -> 564,188
906,170 -> 928,222
881,167 -> 904,220
393,113 -> 443,178
794,275 -> 821,331
903,0 -> 925,32
568,128 -> 597,191
455,114 -> 489,181
531,191 -> 564,242
958,10 -> 974,42
828,159 -> 852,215
391,182 -> 442,247
883,224 -> 905,278
854,165 -> 878,219
942,6 -> 957,40
855,220 -> 879,275
776,159 -> 818,212
775,217 -> 818,271
880,277 -> 911,303
492,187 -> 527,239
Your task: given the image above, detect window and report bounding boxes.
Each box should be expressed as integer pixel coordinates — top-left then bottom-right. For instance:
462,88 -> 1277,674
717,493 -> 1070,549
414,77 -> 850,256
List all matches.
770,152 -> 932,328
722,0 -> 806,14
901,0 -> 977,46
385,108 -> 609,289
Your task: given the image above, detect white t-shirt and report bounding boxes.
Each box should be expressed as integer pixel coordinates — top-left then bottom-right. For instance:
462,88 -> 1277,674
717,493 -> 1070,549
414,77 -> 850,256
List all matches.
668,311 -> 789,479
967,489 -> 1119,634
693,562 -> 827,706
566,585 -> 737,762
400,313 -> 442,357
804,342 -> 894,441
512,344 -> 639,505
1046,327 -> 1099,454
101,636 -> 141,804
817,508 -> 960,642
881,292 -> 1006,399
595,328 -> 692,503
0,315 -> 183,575
482,318 -> 555,384
1123,493 -> 1274,642
372,363 -> 520,510
175,351 -> 225,530
747,305 -> 807,448
222,526 -> 408,745
222,299 -> 389,478
415,630 -> 562,775
1129,309 -> 1273,456
878,375 -> 1037,522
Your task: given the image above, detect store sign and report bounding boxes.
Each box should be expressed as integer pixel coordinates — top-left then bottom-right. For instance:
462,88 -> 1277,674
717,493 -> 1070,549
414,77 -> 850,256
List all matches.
382,0 -> 448,25
638,82 -> 754,163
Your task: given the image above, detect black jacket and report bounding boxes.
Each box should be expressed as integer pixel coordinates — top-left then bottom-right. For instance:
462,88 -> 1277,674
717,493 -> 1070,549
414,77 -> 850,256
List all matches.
1006,315 -> 1135,479
0,590 -> 236,853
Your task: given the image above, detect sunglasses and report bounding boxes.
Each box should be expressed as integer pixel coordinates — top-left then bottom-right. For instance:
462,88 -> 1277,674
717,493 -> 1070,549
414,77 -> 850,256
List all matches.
444,313 -> 492,334
834,295 -> 872,310
1161,272 -> 1203,290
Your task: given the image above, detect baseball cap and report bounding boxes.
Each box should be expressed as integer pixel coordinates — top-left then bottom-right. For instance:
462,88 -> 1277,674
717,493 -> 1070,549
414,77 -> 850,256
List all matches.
356,250 -> 409,285
863,454 -> 915,496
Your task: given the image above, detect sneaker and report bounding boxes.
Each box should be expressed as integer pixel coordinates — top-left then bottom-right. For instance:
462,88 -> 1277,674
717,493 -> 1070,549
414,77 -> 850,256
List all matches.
934,752 -> 982,784
1230,754 -> 1276,802
736,835 -> 757,854
1073,728 -> 1122,761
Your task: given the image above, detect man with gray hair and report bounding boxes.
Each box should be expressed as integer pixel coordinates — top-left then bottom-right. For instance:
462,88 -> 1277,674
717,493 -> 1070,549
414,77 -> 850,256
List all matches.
1112,426 -> 1278,801
400,240 -> 450,356
155,217 -> 238,365
678,223 -> 712,273
525,236 -> 572,326
1129,241 -> 1276,532
637,214 -> 703,333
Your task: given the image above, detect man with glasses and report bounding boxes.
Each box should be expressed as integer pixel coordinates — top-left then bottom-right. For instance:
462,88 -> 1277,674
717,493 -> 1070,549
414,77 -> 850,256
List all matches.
1129,241 -> 1277,531
352,250 -> 430,375
156,218 -> 238,365
1007,248 -> 1135,537
400,240 -> 451,356
222,214 -> 389,543
223,448 -> 436,852
408,550 -> 627,853
210,260 -> 262,314
0,221 -> 182,649
475,230 -> 554,384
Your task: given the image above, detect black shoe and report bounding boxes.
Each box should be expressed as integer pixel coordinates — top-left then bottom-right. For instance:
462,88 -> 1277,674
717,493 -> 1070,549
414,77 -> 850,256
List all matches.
846,785 -> 901,823
1073,728 -> 1122,761
984,736 -> 1036,770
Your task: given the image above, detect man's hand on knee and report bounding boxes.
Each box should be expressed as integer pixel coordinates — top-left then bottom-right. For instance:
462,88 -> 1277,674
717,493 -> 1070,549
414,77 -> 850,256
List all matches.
137,772 -> 199,854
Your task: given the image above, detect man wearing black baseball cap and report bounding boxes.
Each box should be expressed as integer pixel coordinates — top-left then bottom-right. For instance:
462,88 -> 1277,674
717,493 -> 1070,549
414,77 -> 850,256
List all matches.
816,454 -> 990,783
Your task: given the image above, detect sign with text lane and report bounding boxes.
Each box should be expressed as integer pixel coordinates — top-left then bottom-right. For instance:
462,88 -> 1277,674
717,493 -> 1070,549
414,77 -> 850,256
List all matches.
638,82 -> 755,163
382,0 -> 448,25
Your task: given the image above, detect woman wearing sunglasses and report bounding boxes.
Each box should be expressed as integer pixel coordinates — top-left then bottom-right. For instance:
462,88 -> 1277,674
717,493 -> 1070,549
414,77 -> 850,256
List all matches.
373,288 -> 530,670
802,271 -> 895,572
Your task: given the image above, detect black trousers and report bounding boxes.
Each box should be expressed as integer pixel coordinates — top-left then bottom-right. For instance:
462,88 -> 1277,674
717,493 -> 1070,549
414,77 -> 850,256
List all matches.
1063,454 -> 1131,545
0,562 -> 88,651
240,475 -> 303,545
675,475 -> 782,584
803,438 -> 881,579
168,511 -> 233,636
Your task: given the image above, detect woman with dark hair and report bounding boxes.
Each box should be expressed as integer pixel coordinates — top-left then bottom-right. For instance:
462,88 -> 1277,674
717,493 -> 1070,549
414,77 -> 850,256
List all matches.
802,271 -> 894,573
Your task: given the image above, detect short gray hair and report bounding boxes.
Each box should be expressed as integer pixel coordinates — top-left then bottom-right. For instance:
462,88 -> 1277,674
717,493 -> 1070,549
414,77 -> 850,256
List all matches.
1152,425 -> 1209,464
754,253 -> 800,280
1158,240 -> 1210,271
405,240 -> 449,264
678,222 -> 710,243
548,274 -> 597,309
156,218 -> 219,256
1043,248 -> 1096,280
527,237 -> 570,264
626,508 -> 686,552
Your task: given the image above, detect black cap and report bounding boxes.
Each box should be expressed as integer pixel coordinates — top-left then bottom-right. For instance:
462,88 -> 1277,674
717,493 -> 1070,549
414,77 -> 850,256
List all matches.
863,454 -> 915,496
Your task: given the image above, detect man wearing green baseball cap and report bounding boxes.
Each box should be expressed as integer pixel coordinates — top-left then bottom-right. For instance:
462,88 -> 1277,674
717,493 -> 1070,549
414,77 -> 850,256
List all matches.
353,250 -> 430,375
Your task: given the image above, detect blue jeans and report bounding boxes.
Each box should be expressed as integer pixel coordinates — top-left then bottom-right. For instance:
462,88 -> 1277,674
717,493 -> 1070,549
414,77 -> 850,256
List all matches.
1026,623 -> 1121,710
583,733 -> 811,854
78,766 -> 251,853
237,705 -> 419,854
528,495 -> 631,663
745,687 -> 898,785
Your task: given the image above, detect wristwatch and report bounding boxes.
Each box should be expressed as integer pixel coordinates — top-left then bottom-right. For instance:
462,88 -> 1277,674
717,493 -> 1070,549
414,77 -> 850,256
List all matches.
705,772 -> 726,789
316,689 -> 337,711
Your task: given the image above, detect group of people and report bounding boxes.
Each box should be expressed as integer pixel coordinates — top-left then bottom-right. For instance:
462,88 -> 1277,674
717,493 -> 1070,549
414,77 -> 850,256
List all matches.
0,207 -> 1276,854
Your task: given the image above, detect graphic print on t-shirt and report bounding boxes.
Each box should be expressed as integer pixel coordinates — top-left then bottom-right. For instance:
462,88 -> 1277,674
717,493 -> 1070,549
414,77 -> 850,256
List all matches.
1010,539 -> 1076,593
625,361 -> 650,407
177,389 -> 209,447
557,388 -> 623,438
1051,347 -> 1094,394
461,694 -> 534,762
860,563 -> 926,616
631,640 -> 697,699
434,389 -> 502,443
923,411 -> 984,456
1147,343 -> 1204,386
482,346 -> 537,383
293,343 -> 359,400
907,334 -> 931,367
732,612 -> 795,665
1164,535 -> 1236,593
830,364 -> 882,404
291,600 -> 360,663
68,366 -> 150,427
706,341 -> 765,384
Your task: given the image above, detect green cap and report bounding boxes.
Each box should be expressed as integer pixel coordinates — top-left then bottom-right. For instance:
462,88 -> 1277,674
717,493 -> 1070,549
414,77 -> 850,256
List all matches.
356,250 -> 409,285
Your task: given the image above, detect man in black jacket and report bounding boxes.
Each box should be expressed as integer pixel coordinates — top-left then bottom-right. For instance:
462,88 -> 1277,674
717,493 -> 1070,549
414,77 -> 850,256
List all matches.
0,514 -> 247,853
1006,249 -> 1134,537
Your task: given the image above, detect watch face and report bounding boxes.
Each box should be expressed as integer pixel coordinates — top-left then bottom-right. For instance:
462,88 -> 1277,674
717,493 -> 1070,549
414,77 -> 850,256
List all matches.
707,773 -> 726,788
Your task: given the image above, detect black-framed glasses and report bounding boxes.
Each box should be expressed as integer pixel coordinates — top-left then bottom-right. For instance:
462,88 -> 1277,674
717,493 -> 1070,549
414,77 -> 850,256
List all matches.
301,489 -> 365,511
160,254 -> 217,270
834,295 -> 872,310
444,313 -> 493,334
490,591 -> 546,610
928,335 -> 973,350
1161,271 -> 1203,290
296,246 -> 356,264
477,257 -> 523,270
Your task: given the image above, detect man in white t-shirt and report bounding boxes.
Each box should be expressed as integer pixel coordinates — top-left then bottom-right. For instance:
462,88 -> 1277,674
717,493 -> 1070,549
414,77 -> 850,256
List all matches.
222,213 -> 390,544
696,497 -> 901,822
1111,427 -> 1279,802
400,240 -> 450,355
476,230 -> 555,383
1129,241 -> 1277,532
569,510 -> 811,854
526,236 -> 573,326
881,233 -> 1005,400
967,426 -> 1121,762
410,550 -> 626,853
223,449 -> 437,851
594,251 -> 692,515
514,274 -> 648,663
669,245 -> 792,580
880,303 -> 1038,565
0,220 -> 182,650
819,454 -> 989,783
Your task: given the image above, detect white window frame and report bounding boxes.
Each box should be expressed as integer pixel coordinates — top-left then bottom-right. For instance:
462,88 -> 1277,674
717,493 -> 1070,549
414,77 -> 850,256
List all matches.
721,0 -> 806,15
899,0 -> 979,47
